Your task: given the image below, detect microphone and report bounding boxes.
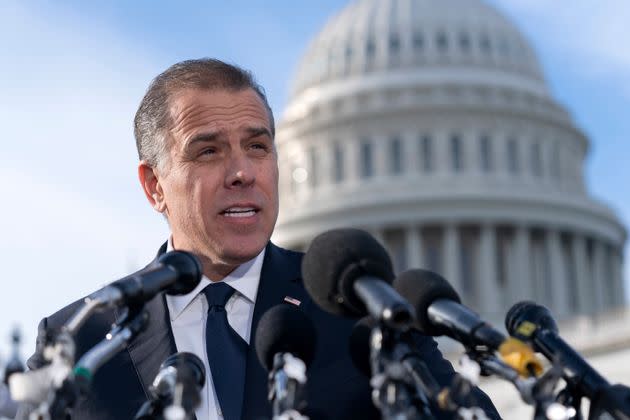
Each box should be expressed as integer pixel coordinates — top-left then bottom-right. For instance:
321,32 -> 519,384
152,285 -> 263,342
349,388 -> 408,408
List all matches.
505,301 -> 609,399
394,269 -> 541,376
302,228 -> 415,328
134,352 -> 206,420
89,250 -> 202,307
255,304 -> 317,419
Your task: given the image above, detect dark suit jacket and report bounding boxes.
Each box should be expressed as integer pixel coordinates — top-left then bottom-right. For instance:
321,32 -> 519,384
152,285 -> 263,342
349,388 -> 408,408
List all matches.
26,242 -> 500,419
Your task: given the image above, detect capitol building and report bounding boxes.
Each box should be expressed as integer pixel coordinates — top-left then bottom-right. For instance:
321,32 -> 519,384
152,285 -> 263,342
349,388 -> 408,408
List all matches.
273,0 -> 627,415
273,0 -> 625,324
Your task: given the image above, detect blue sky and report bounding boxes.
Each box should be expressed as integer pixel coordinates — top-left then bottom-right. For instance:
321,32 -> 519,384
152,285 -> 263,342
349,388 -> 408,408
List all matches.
1,0 -> 628,362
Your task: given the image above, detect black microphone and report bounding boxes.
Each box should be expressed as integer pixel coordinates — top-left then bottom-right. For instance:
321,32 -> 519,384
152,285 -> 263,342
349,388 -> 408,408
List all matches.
89,250 -> 202,308
302,228 -> 415,328
505,301 -> 610,399
255,304 -> 317,419
393,269 -> 505,349
134,352 -> 206,420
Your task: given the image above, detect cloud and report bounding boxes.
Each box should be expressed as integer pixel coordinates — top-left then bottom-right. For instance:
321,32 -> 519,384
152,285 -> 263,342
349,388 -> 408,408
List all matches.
493,0 -> 630,96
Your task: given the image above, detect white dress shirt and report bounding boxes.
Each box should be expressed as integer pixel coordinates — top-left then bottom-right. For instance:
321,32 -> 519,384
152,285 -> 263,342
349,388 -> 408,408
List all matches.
165,239 -> 264,420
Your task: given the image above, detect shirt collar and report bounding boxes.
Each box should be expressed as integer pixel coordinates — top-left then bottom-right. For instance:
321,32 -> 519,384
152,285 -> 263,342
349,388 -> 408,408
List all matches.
164,236 -> 265,320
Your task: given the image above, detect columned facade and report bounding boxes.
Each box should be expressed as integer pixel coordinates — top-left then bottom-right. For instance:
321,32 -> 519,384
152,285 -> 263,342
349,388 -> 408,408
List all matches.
273,0 -> 626,323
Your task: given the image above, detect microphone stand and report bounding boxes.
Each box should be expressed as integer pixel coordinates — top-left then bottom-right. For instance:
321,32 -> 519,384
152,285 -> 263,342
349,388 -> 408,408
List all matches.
368,324 -> 432,420
469,350 -> 579,420
268,353 -> 309,420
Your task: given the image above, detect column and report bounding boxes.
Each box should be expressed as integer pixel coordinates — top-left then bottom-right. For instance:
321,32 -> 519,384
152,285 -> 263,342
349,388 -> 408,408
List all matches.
547,229 -> 569,318
612,248 -> 625,307
443,224 -> 462,296
511,225 -> 531,302
592,240 -> 606,313
571,234 -> 591,314
405,225 -> 424,270
479,224 -> 500,317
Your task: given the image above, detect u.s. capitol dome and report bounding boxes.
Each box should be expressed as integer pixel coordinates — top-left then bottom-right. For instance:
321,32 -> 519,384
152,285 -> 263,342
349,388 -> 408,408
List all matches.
273,0 -> 626,326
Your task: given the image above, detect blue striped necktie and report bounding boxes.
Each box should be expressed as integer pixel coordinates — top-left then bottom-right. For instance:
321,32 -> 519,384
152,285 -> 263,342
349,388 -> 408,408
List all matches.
203,283 -> 247,420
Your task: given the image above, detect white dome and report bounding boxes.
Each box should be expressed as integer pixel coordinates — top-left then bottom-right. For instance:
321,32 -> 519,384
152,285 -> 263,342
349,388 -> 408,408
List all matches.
290,0 -> 546,100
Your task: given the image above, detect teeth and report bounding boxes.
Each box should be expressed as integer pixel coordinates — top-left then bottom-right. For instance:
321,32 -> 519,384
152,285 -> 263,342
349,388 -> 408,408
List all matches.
224,210 -> 256,218
225,207 -> 255,212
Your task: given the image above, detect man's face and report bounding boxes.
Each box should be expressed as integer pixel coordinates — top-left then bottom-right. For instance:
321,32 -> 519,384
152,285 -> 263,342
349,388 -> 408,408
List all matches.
144,88 -> 278,273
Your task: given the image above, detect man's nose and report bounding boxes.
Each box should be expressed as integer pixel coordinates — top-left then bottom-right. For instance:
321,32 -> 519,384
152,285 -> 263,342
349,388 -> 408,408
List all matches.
225,152 -> 255,188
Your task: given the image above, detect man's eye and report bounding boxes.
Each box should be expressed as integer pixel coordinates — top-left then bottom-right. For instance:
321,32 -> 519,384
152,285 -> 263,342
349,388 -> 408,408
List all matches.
251,143 -> 267,150
201,148 -> 216,155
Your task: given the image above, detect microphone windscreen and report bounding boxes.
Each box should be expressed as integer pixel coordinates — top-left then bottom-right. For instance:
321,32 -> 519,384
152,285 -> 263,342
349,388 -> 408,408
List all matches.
160,352 -> 206,388
348,316 -> 376,377
393,269 -> 460,336
159,251 -> 203,295
255,304 -> 317,372
302,228 -> 394,317
505,301 -> 559,336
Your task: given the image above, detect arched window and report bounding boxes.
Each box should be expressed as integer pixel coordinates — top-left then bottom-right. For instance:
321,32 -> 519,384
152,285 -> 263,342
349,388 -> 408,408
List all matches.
389,34 -> 401,54
480,34 -> 492,54
332,142 -> 344,183
507,138 -> 519,174
413,32 -> 424,51
480,135 -> 492,172
451,134 -> 463,172
360,138 -> 374,178
436,31 -> 449,52
420,135 -> 433,172
389,136 -> 403,174
459,32 -> 471,53
531,141 -> 542,177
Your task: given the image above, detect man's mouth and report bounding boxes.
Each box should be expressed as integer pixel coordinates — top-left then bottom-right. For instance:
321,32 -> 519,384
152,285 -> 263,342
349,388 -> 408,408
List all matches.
221,206 -> 260,218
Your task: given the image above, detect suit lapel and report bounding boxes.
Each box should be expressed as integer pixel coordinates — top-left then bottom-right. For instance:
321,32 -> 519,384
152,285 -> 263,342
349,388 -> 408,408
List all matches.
242,242 -> 312,419
124,242 -> 178,398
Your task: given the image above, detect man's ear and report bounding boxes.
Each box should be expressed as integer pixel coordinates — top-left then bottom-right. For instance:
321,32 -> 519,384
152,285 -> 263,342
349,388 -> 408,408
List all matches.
138,161 -> 167,213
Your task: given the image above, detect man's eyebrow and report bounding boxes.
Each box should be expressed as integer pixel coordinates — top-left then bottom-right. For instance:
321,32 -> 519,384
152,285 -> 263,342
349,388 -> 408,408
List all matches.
245,126 -> 272,138
185,132 -> 220,148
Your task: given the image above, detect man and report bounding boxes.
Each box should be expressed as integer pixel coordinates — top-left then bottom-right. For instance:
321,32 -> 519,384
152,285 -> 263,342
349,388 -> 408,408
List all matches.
24,59 -> 500,419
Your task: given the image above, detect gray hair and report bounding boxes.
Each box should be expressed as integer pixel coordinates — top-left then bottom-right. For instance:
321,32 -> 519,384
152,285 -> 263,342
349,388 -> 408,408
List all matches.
134,58 -> 275,168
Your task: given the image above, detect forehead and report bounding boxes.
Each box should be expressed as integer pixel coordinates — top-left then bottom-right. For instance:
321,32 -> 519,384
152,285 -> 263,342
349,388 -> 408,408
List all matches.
168,88 -> 270,137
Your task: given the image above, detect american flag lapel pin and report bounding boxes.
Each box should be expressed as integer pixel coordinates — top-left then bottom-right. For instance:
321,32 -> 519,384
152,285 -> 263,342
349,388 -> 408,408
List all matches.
284,296 -> 301,306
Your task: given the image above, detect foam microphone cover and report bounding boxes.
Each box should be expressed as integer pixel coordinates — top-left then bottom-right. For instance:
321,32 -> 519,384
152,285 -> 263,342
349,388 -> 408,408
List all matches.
255,304 -> 317,372
348,316 -> 376,377
505,301 -> 559,336
302,228 -> 395,317
158,251 -> 203,295
393,269 -> 461,336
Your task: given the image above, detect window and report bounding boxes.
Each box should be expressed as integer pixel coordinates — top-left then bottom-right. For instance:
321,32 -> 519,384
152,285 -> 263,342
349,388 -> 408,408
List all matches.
421,135 -> 432,172
507,138 -> 519,174
480,34 -> 491,54
389,34 -> 401,54
459,32 -> 471,52
531,141 -> 542,177
389,136 -> 403,174
436,31 -> 448,52
480,135 -> 492,172
360,139 -> 373,178
309,147 -> 318,188
451,134 -> 463,172
366,39 -> 376,58
551,142 -> 560,179
333,142 -> 344,183
413,32 -> 424,51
